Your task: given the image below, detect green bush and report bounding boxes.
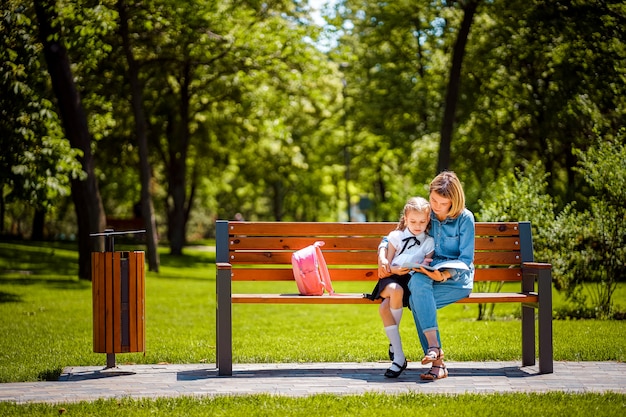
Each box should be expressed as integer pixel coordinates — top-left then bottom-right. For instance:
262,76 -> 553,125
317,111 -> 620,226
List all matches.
478,162 -> 556,261
479,133 -> 626,319
477,163 -> 556,320
546,135 -> 626,318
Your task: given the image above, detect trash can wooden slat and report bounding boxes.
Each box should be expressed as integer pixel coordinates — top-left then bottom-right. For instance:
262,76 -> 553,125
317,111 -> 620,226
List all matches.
92,251 -> 145,354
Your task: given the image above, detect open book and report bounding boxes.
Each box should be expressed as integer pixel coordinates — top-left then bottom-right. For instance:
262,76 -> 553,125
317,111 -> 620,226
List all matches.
401,259 -> 469,272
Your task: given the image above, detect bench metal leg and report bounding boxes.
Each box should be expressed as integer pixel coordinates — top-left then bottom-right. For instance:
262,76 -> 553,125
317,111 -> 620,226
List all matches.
537,268 -> 553,374
521,305 -> 535,367
215,220 -> 232,376
521,262 -> 536,367
216,267 -> 232,376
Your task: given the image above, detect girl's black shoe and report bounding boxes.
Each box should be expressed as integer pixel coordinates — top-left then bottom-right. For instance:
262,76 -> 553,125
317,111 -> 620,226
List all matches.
384,360 -> 407,378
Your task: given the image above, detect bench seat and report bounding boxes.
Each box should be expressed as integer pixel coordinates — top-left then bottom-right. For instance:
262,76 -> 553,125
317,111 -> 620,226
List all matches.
229,292 -> 540,304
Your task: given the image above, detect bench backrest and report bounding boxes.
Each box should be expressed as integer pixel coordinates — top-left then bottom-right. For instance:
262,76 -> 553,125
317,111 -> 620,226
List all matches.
216,221 -> 534,284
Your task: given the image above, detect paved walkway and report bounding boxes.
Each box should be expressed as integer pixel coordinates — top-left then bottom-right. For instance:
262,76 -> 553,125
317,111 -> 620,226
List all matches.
1,361 -> 624,404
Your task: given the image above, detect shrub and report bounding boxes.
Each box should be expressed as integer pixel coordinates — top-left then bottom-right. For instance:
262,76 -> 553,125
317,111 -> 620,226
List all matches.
478,133 -> 626,319
546,135 -> 626,318
477,163 -> 556,319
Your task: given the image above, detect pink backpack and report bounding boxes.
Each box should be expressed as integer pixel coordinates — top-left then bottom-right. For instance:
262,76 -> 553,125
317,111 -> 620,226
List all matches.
291,241 -> 335,296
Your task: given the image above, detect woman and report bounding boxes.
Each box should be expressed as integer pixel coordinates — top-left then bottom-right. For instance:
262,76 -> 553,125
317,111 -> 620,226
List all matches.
378,171 -> 475,380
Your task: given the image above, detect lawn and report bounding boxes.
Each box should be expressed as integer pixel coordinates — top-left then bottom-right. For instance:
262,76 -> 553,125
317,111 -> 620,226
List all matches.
0,240 -> 625,414
0,392 -> 625,417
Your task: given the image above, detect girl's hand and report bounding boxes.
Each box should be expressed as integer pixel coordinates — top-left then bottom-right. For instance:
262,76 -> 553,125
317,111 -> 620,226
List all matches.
378,257 -> 391,278
418,266 -> 448,282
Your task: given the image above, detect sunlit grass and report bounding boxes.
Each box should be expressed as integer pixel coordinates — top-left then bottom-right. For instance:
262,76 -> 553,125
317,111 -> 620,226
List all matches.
1,241 -> 625,383
0,392 -> 625,416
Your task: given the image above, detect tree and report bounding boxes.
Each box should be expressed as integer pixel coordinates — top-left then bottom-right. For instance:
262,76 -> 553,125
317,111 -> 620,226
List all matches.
1,1 -> 83,237
327,0 -> 452,219
33,0 -> 106,279
438,0 -> 480,172
457,0 -> 626,206
116,0 -> 159,271
327,0 -> 625,214
111,0 -> 342,254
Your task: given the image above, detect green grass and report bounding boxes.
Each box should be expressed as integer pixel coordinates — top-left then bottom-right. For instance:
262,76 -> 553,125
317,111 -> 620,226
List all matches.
0,392 -> 624,416
1,240 -> 626,383
1,241 -> 626,414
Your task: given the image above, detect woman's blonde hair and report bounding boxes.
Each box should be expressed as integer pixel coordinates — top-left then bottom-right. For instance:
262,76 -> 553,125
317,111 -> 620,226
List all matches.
396,196 -> 431,231
429,171 -> 466,219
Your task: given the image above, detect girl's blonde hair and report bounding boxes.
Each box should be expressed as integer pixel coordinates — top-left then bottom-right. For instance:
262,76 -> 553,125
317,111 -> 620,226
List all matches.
429,171 -> 466,219
396,196 -> 431,231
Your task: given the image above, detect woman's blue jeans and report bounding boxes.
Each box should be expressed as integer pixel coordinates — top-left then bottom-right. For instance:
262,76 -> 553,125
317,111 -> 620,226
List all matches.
407,270 -> 473,353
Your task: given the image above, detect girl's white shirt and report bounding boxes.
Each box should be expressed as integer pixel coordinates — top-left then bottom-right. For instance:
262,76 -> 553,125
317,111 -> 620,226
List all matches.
388,228 -> 435,267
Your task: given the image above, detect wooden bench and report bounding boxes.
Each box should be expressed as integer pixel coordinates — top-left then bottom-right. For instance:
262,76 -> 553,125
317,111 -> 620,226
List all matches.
215,220 -> 553,376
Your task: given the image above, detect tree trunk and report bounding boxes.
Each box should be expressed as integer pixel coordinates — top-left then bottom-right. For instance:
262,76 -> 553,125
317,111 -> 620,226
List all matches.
438,0 -> 480,173
117,0 -> 160,272
167,61 -> 192,256
34,0 -> 105,279
31,209 -> 45,241
0,191 -> 5,234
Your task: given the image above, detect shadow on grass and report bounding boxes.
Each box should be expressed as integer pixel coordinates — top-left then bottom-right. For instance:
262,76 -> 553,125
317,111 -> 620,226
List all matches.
38,368 -> 63,381
158,251 -> 215,268
0,241 -> 216,284
148,249 -> 216,282
0,290 -> 22,303
0,277 -> 91,291
0,242 -> 79,278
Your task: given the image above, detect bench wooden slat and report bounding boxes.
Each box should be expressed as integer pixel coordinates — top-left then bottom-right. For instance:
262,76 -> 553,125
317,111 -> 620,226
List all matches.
474,267 -> 522,281
474,251 -> 522,265
232,268 -> 378,282
231,267 -> 524,282
474,222 -> 521,236
229,250 -> 522,266
231,292 -> 538,304
230,236 -> 522,251
229,222 -> 395,236
474,237 -> 520,250
230,251 -> 377,264
230,236 -> 386,251
228,221 -> 522,237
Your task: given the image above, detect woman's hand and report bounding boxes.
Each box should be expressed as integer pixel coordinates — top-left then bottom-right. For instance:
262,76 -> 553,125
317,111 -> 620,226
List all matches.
418,266 -> 448,282
390,266 -> 410,276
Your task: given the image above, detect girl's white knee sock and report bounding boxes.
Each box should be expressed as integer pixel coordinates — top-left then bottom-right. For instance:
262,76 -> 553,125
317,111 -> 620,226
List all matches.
391,307 -> 403,325
385,324 -> 405,364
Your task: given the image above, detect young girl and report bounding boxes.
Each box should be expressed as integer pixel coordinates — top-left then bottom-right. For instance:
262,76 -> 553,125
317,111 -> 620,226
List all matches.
367,197 -> 434,378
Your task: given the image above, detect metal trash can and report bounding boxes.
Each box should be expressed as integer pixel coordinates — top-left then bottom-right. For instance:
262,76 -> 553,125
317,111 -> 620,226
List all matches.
90,229 -> 145,367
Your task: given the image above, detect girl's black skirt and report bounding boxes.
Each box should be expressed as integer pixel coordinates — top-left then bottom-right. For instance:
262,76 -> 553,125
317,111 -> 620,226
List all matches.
365,273 -> 411,307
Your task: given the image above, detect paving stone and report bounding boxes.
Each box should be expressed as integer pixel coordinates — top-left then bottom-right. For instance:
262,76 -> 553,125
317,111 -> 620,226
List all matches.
0,361 -> 624,404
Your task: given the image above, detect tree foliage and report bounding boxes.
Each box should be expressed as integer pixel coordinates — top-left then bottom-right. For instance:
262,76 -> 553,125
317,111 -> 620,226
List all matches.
458,0 -> 626,206
1,0 -> 624,289
0,1 -> 83,234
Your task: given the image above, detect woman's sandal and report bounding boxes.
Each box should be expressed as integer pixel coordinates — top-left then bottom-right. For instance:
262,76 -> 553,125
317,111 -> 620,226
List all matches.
420,364 -> 448,381
384,359 -> 408,378
421,346 -> 444,365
